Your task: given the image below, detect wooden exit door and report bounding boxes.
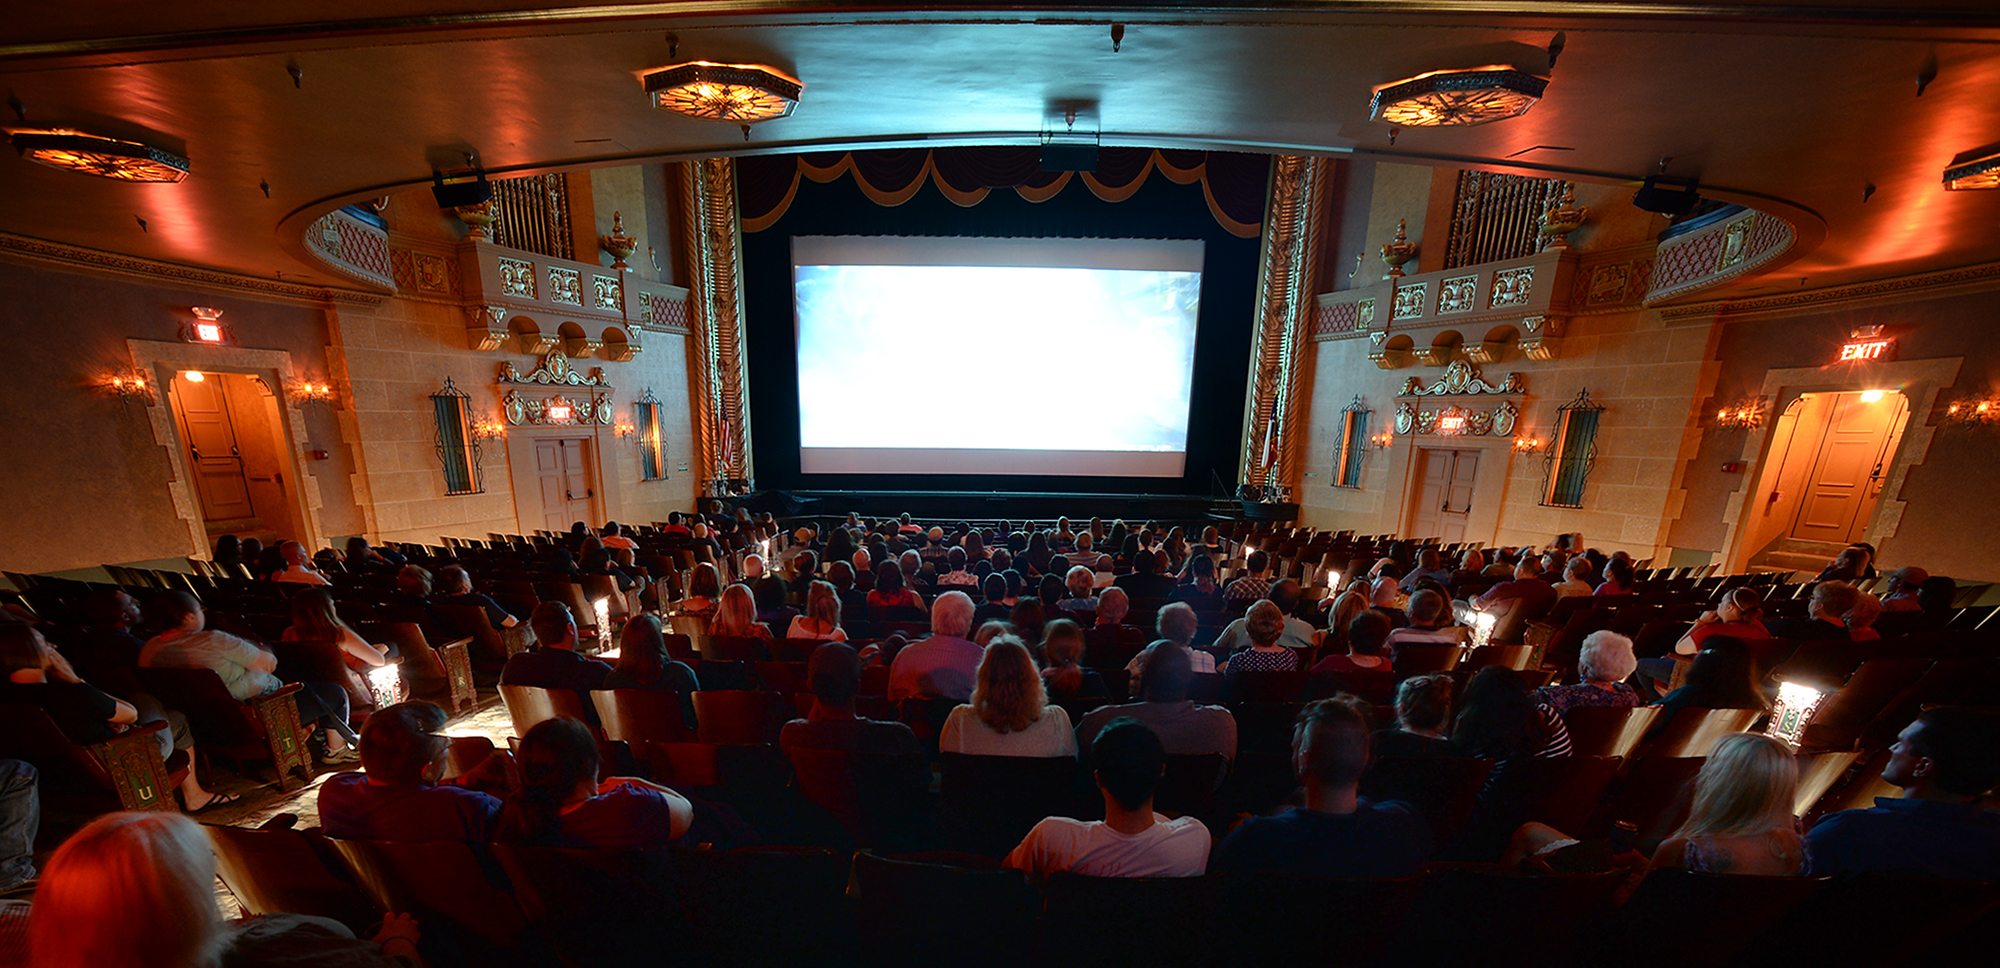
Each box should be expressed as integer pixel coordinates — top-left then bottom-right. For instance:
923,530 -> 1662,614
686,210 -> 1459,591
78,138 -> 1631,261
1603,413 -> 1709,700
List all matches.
170,372 -> 256,527
534,438 -> 597,533
1411,449 -> 1480,544
1791,392 -> 1907,545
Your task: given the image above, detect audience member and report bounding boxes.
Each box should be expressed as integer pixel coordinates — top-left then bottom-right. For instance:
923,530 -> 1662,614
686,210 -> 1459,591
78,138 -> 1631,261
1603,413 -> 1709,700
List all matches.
0,760 -> 32,892
1317,590 -> 1370,655
1648,637 -> 1768,738
500,602 -> 612,728
1453,667 -> 1572,758
712,583 -> 774,642
787,580 -> 848,642
1125,601 -> 1217,679
680,563 -> 723,616
433,565 -> 521,629
782,643 -> 919,754
1460,558 -> 1557,627
281,587 -> 390,709
868,561 -> 925,613
2,625 -> 223,810
1878,565 -> 1927,612
1223,601 -> 1302,675
28,811 -> 425,967
271,540 -> 331,585
1650,733 -> 1805,875
1040,619 -> 1108,701
1399,548 -> 1454,594
939,637 -> 1077,757
1374,673 -> 1455,758
493,717 -> 693,849
70,588 -> 148,699
1004,719 -> 1210,878
140,591 -> 360,764
1553,558 -> 1595,599
1806,707 -> 2000,879
752,576 -> 799,633
1310,610 -> 1393,673
344,536 -> 406,573
1765,581 -> 1862,640
1170,554 -> 1224,609
972,574 -> 1013,626
1213,695 -> 1432,877
1536,631 -> 1642,713
1223,551 -> 1272,604
1214,582 -> 1316,654
1386,589 -> 1469,652
602,615 -> 700,730
886,591 -> 983,702
1080,644 -> 1235,761
1009,596 -> 1048,653
1113,547 -> 1177,602
319,700 -> 508,842
1594,557 -> 1636,596
1055,566 -> 1100,619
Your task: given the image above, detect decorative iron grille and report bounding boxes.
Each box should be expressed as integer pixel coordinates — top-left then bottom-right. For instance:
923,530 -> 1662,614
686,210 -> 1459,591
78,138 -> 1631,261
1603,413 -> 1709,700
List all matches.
1541,388 -> 1604,508
490,174 -> 574,259
1444,171 -> 1567,269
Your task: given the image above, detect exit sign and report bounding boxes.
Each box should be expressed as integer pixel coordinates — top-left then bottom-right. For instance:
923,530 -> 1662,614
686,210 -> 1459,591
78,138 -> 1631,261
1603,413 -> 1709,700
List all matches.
1838,338 -> 1895,362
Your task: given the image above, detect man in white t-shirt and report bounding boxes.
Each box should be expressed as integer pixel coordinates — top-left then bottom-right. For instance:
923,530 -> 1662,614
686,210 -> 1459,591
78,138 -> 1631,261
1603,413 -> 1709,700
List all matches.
1004,718 -> 1210,878
271,540 -> 331,585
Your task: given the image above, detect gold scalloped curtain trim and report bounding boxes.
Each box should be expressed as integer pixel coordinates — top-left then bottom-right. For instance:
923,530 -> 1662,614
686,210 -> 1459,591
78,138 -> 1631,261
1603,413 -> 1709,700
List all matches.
743,149 -> 1260,238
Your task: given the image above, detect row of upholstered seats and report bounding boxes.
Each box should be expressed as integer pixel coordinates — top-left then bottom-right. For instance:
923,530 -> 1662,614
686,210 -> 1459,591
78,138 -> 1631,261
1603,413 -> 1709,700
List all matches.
205,822 -> 2000,968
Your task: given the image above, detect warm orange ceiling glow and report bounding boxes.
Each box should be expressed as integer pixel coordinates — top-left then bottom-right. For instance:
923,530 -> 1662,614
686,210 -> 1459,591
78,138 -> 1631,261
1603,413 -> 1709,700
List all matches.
642,62 -> 802,123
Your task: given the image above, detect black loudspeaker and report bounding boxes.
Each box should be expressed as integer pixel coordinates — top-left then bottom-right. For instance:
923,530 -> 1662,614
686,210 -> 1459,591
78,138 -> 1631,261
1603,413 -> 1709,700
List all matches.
431,171 -> 493,209
1040,144 -> 1100,172
1632,175 -> 1701,216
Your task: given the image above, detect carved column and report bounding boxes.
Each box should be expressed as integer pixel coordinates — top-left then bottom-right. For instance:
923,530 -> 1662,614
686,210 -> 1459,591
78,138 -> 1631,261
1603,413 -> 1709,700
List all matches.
1239,155 -> 1330,495
678,157 -> 754,489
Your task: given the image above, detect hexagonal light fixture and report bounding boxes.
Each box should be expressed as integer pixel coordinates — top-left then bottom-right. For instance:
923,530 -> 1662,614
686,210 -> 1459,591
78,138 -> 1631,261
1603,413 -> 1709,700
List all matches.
6,127 -> 190,182
1370,67 -> 1549,127
642,62 -> 802,123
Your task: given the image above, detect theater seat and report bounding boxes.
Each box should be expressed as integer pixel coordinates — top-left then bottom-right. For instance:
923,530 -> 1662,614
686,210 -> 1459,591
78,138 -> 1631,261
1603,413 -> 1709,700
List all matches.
671,846 -> 856,968
487,844 -> 678,968
0,705 -> 186,812
1561,706 -> 1662,758
139,668 -> 311,791
328,837 -> 543,964
1038,873 -> 1226,968
205,824 -> 377,933
852,853 -> 1036,968
1403,865 -> 1625,968
1574,869 -> 1822,968
937,752 -> 1080,857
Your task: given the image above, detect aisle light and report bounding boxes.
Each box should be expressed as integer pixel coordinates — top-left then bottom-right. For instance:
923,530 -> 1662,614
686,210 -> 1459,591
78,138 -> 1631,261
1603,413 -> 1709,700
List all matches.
1766,679 -> 1830,749
1469,610 -> 1498,648
365,663 -> 404,709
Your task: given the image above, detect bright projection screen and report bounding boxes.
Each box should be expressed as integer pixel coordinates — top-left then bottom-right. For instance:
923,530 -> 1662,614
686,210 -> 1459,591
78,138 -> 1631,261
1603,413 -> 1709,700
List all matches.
793,236 -> 1205,477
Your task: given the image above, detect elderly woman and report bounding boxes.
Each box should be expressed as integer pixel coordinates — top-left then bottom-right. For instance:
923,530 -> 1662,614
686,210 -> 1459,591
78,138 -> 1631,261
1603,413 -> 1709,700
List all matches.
1055,565 -> 1100,619
29,811 -> 424,967
1535,630 -> 1642,714
937,636 -> 1077,757
1223,600 -> 1301,675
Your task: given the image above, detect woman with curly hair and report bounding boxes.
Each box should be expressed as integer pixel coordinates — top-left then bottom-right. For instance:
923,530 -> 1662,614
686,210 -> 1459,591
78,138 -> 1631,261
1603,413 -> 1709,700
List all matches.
938,636 -> 1077,757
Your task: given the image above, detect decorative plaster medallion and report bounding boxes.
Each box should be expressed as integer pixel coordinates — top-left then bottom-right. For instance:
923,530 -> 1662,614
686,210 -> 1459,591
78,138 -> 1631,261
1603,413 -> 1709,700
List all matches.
1392,282 -> 1429,320
548,267 -> 583,307
1490,266 -> 1535,308
1403,359 -> 1522,396
498,257 -> 535,298
1438,275 -> 1477,314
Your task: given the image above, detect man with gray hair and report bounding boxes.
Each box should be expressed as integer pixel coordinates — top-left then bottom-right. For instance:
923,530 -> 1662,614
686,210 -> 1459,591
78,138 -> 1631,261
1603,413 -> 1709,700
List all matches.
1126,601 -> 1217,679
887,590 -> 983,702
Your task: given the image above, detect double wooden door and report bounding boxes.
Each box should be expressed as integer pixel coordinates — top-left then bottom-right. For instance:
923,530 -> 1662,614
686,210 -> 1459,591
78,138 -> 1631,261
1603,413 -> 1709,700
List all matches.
1790,392 -> 1907,545
1411,448 -> 1480,545
534,437 -> 597,533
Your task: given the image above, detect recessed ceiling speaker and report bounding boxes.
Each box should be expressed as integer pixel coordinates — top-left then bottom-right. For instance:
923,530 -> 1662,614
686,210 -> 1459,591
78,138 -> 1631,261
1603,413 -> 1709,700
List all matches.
1633,175 -> 1701,216
431,170 -> 493,209
1040,144 -> 1099,172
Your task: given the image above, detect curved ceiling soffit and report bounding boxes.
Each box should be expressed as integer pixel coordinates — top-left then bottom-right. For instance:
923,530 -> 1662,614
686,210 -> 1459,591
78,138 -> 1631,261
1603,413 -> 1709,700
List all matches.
279,133 -> 1829,299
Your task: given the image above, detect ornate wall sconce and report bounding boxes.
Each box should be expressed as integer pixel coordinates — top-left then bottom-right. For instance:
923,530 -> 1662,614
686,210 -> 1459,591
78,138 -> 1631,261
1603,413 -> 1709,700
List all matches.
471,418 -> 508,442
1714,397 -> 1766,431
1943,394 -> 2000,427
289,379 -> 336,410
1512,434 -> 1543,456
1370,430 -> 1395,449
104,370 -> 153,406
614,421 -> 637,440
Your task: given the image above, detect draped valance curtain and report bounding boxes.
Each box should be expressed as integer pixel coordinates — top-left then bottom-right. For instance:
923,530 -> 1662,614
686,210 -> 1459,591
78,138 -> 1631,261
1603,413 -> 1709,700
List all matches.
738,147 -> 1269,237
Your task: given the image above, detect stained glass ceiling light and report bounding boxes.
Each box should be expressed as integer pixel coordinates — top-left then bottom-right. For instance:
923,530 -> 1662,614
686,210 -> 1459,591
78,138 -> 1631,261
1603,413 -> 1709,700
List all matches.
1369,67 -> 1549,127
7,128 -> 190,182
642,62 -> 802,122
1943,150 -> 2000,191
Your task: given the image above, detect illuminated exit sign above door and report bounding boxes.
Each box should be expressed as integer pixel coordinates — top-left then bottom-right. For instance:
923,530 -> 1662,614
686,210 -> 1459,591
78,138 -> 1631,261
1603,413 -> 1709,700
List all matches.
1836,325 -> 1896,363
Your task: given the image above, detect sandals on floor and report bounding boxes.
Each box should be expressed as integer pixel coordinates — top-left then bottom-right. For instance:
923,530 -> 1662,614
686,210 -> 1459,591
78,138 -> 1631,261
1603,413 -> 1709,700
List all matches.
188,792 -> 240,812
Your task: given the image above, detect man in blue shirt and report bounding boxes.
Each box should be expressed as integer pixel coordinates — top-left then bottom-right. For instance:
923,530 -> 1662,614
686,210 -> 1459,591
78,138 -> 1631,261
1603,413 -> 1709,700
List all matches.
319,701 -> 507,843
1212,695 -> 1432,878
1806,706 -> 2000,879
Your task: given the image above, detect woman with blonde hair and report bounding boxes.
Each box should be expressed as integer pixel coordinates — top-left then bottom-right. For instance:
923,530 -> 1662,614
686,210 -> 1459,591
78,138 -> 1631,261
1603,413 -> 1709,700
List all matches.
787,579 -> 848,642
710,583 -> 772,641
1315,590 -> 1370,655
29,811 -> 425,967
1650,732 -> 1805,875
938,636 -> 1077,757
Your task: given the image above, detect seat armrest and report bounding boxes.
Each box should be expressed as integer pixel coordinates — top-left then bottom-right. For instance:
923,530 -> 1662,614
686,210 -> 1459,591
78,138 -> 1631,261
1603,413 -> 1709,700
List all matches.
88,722 -> 178,811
